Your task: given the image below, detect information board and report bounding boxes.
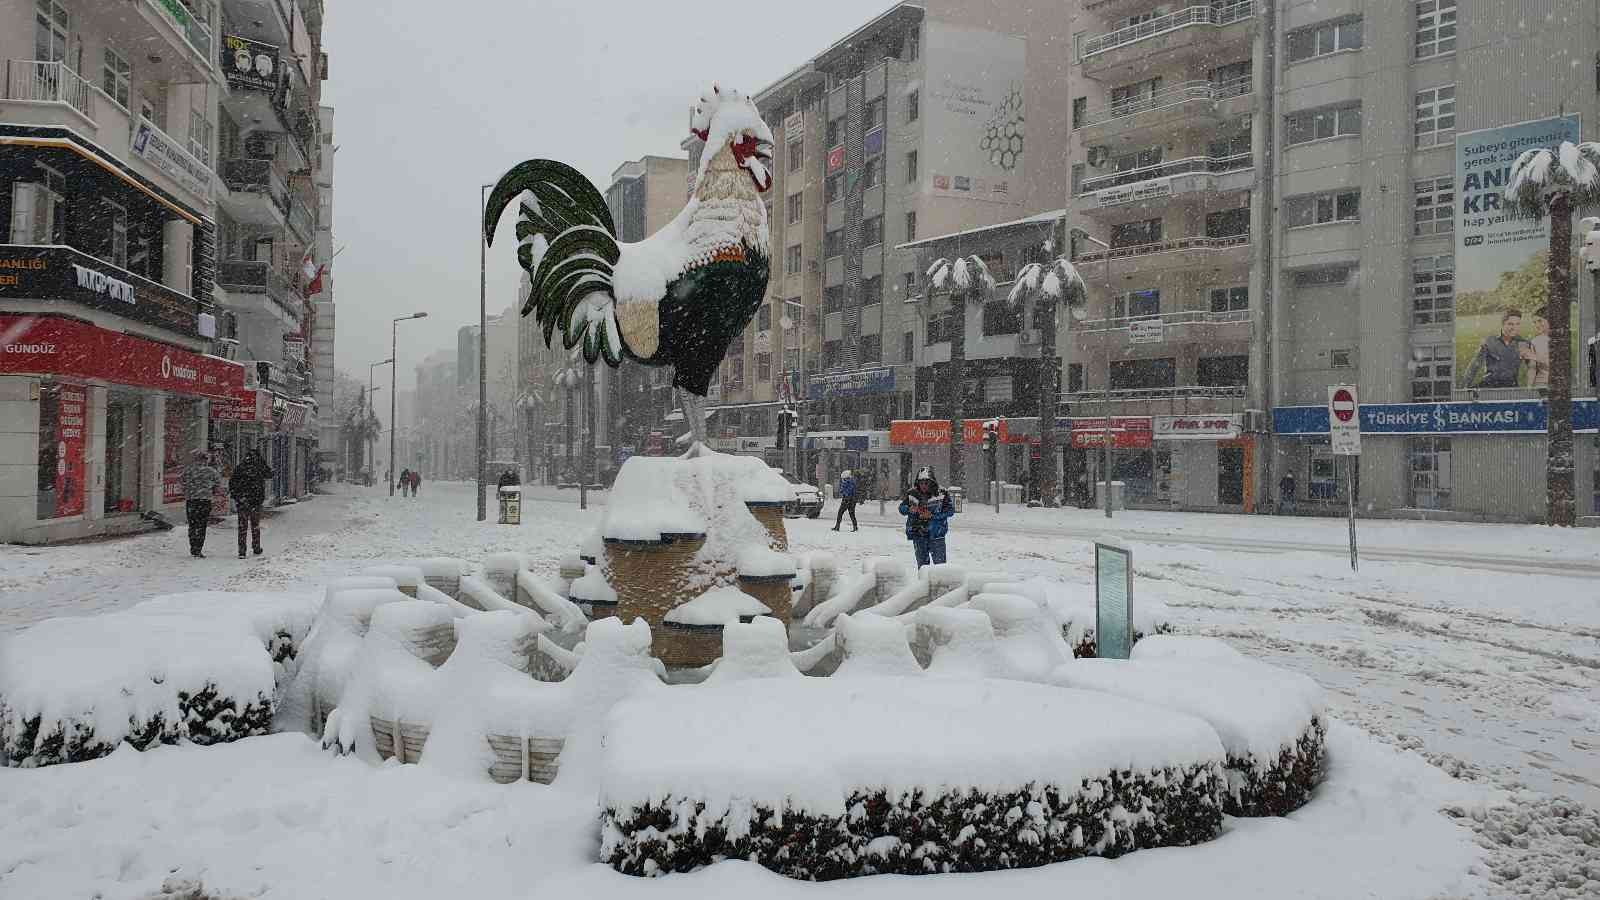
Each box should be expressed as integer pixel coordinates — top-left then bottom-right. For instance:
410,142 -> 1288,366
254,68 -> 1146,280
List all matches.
1094,541 -> 1134,659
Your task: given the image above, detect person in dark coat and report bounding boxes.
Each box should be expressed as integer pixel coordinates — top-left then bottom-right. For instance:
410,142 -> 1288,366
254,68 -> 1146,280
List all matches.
832,469 -> 859,532
497,469 -> 518,489
899,466 -> 955,568
1278,470 -> 1297,515
229,448 -> 273,558
410,470 -> 422,496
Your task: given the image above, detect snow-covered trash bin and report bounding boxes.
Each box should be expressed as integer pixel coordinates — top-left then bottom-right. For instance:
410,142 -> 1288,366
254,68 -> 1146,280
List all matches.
1052,657 -> 1327,817
497,485 -> 522,525
598,676 -> 1228,879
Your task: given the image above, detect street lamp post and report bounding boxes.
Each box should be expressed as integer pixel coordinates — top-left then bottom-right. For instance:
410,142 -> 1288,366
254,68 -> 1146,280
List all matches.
1071,227 -> 1114,519
478,183 -> 494,521
391,312 -> 428,497
368,385 -> 383,483
368,358 -> 392,481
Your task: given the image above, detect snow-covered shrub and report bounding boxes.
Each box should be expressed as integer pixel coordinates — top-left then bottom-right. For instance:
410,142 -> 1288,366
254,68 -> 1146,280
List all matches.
0,592 -> 316,767
599,677 -> 1227,879
1053,657 -> 1327,816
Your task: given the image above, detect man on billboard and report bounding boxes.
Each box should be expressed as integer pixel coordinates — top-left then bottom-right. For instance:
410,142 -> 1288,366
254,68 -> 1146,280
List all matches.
1463,309 -> 1531,389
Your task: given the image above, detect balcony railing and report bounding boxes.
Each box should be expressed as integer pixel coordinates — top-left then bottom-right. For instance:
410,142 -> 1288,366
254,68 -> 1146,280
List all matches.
287,200 -> 315,241
1076,309 -> 1252,332
221,158 -> 291,215
1075,76 -> 1252,128
147,0 -> 213,58
218,259 -> 298,317
1077,233 -> 1249,264
1063,385 -> 1248,403
1080,152 -> 1252,194
1082,1 -> 1257,57
5,60 -> 95,122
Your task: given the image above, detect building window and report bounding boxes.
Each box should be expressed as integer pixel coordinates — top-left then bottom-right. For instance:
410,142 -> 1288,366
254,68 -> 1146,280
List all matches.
189,109 -> 213,168
822,340 -> 841,370
902,271 -> 916,298
862,215 -> 883,247
1411,344 -> 1454,400
861,275 -> 882,306
825,228 -> 843,258
1209,286 -> 1249,312
785,244 -> 803,275
908,31 -> 920,60
927,312 -> 947,344
10,168 -> 65,244
1309,449 -> 1337,499
859,333 -> 881,364
1110,358 -> 1176,390
1067,363 -> 1084,393
904,210 -> 917,242
1071,96 -> 1087,129
1284,190 -> 1360,228
981,299 -> 1023,336
757,352 -> 771,381
787,138 -> 803,173
102,48 -> 131,110
1293,265 -> 1354,287
1205,207 -> 1250,239
764,199 -> 773,223
1114,289 -> 1161,319
1408,437 -> 1452,509
1415,0 -> 1457,59
903,330 -> 915,362
826,117 -> 843,149
824,285 -> 844,312
1285,104 -> 1362,145
1413,176 -> 1454,236
907,90 -> 919,122
825,173 -> 844,204
864,97 -> 885,130
1330,348 -> 1355,368
863,156 -> 883,190
1111,218 -> 1162,248
1286,17 -> 1364,63
35,0 -> 70,63
984,377 -> 1014,403
1412,254 -> 1455,325
1208,131 -> 1252,159
1109,77 -> 1163,114
786,192 -> 802,225
1197,355 -> 1249,387
1415,85 -> 1456,148
727,357 -> 744,389
103,199 -> 128,268
906,150 -> 918,183
757,304 -> 771,330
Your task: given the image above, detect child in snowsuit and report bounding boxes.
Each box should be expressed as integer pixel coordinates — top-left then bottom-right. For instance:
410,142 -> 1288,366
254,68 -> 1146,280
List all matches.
899,467 -> 955,568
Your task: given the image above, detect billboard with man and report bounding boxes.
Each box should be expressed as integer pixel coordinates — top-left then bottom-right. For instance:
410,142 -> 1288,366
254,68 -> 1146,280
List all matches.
1454,116 -> 1581,389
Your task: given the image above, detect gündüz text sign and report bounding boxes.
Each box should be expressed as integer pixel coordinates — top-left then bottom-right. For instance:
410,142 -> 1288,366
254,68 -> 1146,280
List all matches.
0,245 -> 204,338
0,314 -> 244,399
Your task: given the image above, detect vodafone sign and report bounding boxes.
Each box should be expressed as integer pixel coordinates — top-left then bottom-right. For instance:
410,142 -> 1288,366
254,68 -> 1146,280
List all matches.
0,315 -> 244,399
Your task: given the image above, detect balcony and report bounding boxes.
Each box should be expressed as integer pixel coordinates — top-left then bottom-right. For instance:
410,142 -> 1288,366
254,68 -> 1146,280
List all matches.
1080,2 -> 1257,81
217,259 -> 299,320
1070,309 -> 1252,348
3,60 -> 96,124
145,0 -> 215,61
1075,77 -> 1253,146
1075,234 -> 1251,274
287,195 -> 316,242
220,158 -> 291,224
1079,153 -> 1253,213
1061,385 -> 1249,418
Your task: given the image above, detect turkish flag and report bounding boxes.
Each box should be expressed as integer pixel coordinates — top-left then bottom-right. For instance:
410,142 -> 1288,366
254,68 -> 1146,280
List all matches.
304,264 -> 325,298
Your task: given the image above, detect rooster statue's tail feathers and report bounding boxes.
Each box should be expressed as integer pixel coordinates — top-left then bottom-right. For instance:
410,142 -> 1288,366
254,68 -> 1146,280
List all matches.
484,160 -> 628,366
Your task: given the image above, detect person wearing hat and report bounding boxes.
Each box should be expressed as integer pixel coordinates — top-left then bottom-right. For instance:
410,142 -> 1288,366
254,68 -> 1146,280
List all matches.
229,447 -> 274,558
832,469 -> 859,532
899,466 -> 955,568
181,448 -> 223,558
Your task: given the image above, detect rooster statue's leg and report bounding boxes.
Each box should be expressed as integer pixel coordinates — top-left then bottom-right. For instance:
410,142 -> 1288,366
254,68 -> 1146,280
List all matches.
680,392 -> 710,457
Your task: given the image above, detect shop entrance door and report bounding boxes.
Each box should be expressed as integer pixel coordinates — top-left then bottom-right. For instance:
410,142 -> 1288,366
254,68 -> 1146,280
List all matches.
1217,446 -> 1245,506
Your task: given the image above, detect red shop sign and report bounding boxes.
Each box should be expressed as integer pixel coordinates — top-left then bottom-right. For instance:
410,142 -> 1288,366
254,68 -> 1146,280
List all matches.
888,419 -> 1012,446
0,315 -> 244,399
1070,417 -> 1154,450
210,387 -> 271,422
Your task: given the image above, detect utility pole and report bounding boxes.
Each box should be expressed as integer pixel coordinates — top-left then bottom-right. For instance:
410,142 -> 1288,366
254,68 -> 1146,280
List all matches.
478,183 -> 492,521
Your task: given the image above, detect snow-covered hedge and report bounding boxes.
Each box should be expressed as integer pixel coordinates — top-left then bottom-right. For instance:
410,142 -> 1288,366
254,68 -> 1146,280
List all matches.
599,676 -> 1228,879
0,592 -> 318,767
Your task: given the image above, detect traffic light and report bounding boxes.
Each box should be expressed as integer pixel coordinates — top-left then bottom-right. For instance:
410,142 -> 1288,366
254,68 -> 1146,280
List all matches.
981,418 -> 1001,453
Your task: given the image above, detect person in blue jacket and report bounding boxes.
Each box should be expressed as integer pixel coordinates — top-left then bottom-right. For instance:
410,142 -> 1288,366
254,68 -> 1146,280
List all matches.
899,466 -> 955,567
832,469 -> 859,531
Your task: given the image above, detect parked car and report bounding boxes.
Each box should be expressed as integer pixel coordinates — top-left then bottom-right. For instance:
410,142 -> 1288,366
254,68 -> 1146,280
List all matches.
780,471 -> 823,518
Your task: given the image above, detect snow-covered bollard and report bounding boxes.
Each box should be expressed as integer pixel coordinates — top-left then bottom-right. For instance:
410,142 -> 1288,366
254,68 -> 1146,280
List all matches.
280,586 -> 410,735
802,551 -> 838,614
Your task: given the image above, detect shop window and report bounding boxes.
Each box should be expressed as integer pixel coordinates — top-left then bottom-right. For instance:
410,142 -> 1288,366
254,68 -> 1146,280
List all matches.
36,382 -> 88,520
1408,436 -> 1452,509
1309,448 -> 1338,499
104,393 -> 145,514
1110,357 -> 1176,390
1197,355 -> 1249,387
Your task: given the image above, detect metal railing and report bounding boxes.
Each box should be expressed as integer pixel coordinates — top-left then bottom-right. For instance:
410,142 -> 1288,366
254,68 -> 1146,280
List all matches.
1076,233 -> 1250,263
1062,385 -> 1248,403
1082,1 -> 1257,57
287,200 -> 315,241
1076,308 -> 1252,332
146,0 -> 212,58
1080,152 -> 1253,194
1075,76 -> 1252,128
221,158 -> 291,215
5,60 -> 95,122
218,259 -> 297,317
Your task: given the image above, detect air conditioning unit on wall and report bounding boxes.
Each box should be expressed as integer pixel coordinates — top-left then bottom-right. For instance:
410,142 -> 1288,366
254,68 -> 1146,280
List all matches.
917,401 -> 933,418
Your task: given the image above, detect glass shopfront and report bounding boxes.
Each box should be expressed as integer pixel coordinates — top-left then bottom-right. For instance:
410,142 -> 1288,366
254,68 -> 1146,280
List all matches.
104,392 -> 144,514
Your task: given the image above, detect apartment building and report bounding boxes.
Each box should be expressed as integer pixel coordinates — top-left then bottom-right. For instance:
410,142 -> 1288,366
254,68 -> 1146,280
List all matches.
0,0 -> 330,542
898,0 -> 1598,522
312,103 -> 336,478
686,1 -> 1073,487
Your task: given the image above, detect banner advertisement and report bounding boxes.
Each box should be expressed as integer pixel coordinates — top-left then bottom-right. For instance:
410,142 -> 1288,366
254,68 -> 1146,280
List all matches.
808,366 -> 894,400
131,120 -> 213,202
0,245 -> 204,337
55,383 -> 87,517
210,387 -> 272,422
1272,399 -> 1600,435
221,34 -> 279,93
1454,116 -> 1580,389
922,21 -> 1026,206
1095,178 -> 1172,208
888,418 -> 1011,446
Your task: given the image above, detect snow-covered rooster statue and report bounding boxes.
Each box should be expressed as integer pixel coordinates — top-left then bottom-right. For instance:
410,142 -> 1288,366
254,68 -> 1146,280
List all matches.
483,85 -> 774,452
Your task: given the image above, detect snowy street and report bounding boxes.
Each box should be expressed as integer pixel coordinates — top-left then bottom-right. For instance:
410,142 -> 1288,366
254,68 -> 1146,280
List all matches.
2,483 -> 1598,898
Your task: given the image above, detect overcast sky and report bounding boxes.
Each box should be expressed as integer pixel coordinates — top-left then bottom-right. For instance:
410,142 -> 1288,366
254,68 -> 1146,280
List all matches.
322,0 -> 890,401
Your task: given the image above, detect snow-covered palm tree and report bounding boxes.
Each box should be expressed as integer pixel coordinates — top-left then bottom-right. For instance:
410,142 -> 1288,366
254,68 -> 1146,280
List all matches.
1009,255 -> 1088,507
927,255 -> 995,492
1503,140 -> 1600,526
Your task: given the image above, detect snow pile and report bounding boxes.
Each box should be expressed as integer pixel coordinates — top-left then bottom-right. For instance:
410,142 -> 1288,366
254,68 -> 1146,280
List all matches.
831,614 -> 921,678
480,552 -> 531,599
599,676 -> 1227,878
568,565 -> 618,608
0,592 -> 318,767
913,606 -> 995,677
1053,657 -> 1327,816
320,602 -> 448,763
1130,634 -> 1245,664
1010,576 -> 1173,657
964,591 -> 1073,682
704,617 -> 800,683
278,586 -> 411,735
736,545 -> 796,579
413,557 -> 468,595
360,565 -> 423,596
664,587 -> 770,627
515,570 -> 588,633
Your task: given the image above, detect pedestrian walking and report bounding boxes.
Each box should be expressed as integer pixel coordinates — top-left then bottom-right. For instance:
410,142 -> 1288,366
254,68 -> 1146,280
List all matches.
832,469 -> 859,531
899,466 -> 955,568
410,470 -> 422,497
1279,471 -> 1297,515
181,449 -> 222,558
229,448 -> 273,558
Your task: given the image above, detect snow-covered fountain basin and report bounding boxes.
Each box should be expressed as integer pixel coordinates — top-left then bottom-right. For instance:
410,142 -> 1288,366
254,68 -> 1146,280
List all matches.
600,674 -> 1230,879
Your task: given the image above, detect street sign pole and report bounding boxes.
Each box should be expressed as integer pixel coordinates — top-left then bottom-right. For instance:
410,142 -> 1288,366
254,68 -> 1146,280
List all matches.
1328,385 -> 1361,572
